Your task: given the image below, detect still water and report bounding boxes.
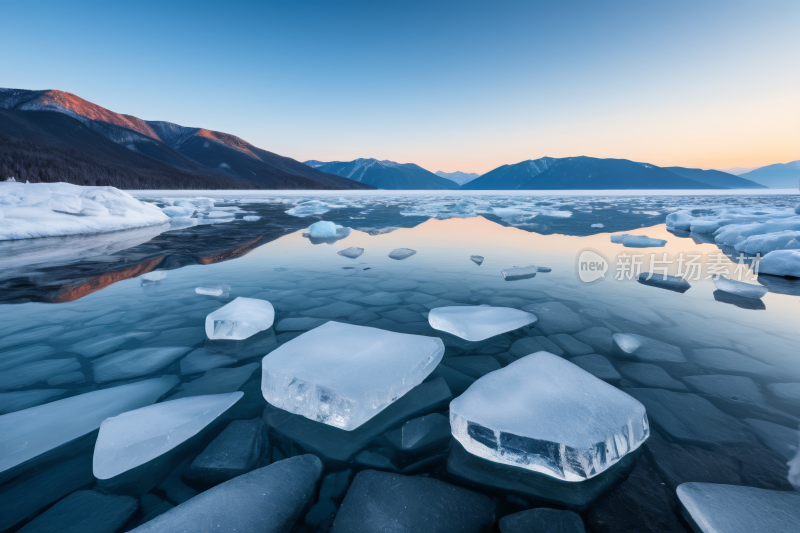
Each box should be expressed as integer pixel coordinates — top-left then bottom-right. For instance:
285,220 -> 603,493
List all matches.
1,192 -> 799,532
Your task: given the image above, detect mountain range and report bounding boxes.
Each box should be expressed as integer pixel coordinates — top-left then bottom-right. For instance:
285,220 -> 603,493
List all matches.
304,159 -> 459,190
461,156 -> 766,190
737,160 -> 800,189
0,88 -> 373,190
435,170 -> 480,186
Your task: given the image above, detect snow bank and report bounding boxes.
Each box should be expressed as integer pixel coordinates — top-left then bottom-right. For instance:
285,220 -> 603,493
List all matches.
0,182 -> 169,240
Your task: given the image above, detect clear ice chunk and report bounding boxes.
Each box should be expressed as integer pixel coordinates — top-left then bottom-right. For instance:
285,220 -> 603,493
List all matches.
93,392 -> 242,481
449,352 -> 648,482
196,285 -> 231,297
677,483 -> 800,532
388,248 -> 417,260
428,305 -> 537,341
261,321 -> 444,430
471,255 -> 484,265
0,376 -> 178,479
338,247 -> 364,259
501,265 -> 537,281
713,276 -> 767,299
205,297 -> 275,340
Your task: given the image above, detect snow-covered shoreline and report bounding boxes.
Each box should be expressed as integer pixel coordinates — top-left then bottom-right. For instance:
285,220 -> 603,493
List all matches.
0,182 -> 169,241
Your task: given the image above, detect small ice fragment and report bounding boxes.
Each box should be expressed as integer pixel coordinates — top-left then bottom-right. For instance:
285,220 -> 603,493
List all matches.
242,216 -> 261,222
141,271 -> 167,282
205,297 -> 275,340
713,276 -> 768,299
757,250 -> 800,278
638,273 -> 691,293
501,265 -> 537,281
338,247 -> 364,259
261,321 -> 444,430
471,255 -> 484,266
450,352 -> 648,481
610,234 -> 667,248
389,248 -> 417,260
196,285 -> 231,297
613,333 -> 641,353
428,305 -> 537,341
537,266 -> 552,272
591,223 -> 604,228
93,393 -> 243,482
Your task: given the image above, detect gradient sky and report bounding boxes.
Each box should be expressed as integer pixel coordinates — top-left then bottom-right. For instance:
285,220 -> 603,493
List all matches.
2,1 -> 798,174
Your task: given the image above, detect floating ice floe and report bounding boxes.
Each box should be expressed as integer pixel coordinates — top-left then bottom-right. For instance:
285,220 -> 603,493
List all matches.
758,250 -> 800,278
261,321 -> 444,430
0,376 -> 177,480
713,276 -> 768,299
637,273 -> 691,293
93,392 -> 242,484
471,255 -> 484,265
610,234 -> 667,247
287,200 -> 343,217
140,271 -> 167,282
196,285 -> 231,297
205,297 -> 275,340
389,248 -> 417,260
450,352 -> 648,481
305,221 -> 351,240
428,305 -> 537,341
677,482 -> 800,532
501,265 -> 537,281
591,223 -> 604,228
0,182 -> 169,240
338,247 -> 364,259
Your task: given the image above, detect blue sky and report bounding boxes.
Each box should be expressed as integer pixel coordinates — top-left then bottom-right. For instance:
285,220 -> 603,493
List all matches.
2,1 -> 798,173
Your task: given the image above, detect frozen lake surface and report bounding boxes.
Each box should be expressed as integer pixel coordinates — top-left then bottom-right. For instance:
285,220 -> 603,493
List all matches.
1,190 -> 799,532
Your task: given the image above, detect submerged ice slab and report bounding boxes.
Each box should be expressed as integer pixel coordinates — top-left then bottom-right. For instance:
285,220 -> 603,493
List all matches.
261,321 -> 444,430
501,265 -> 538,281
196,285 -> 231,297
93,392 -> 243,481
0,376 -> 178,480
677,482 -> 800,533
713,276 -> 767,299
758,250 -> 800,278
338,246 -> 364,259
610,234 -> 667,248
205,297 -> 275,340
93,347 -> 190,383
389,248 -> 417,260
428,305 -> 537,341
450,352 -> 648,482
612,333 -> 686,363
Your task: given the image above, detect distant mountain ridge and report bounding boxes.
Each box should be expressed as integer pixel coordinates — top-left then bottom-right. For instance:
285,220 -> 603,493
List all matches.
304,158 -> 459,190
435,170 -> 480,186
462,156 -> 765,190
738,160 -> 800,189
0,88 -> 373,190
